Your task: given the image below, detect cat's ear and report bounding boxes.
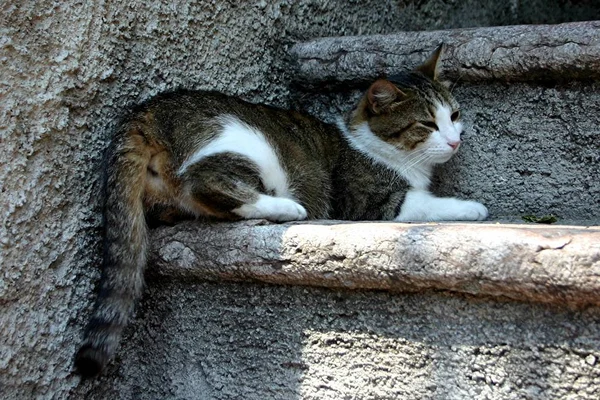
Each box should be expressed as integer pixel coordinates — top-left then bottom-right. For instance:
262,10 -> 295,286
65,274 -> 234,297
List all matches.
367,79 -> 407,114
416,43 -> 445,81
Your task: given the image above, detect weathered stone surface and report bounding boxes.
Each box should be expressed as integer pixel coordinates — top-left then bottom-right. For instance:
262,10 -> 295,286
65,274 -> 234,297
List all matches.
0,1 -> 413,398
77,281 -> 600,399
291,21 -> 600,87
150,220 -> 600,307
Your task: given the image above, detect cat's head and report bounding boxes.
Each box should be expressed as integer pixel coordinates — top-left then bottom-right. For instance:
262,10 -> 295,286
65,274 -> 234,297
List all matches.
349,44 -> 462,165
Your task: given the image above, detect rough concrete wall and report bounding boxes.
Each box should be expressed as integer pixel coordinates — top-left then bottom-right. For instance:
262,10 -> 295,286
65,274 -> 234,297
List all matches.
393,0 -> 600,31
80,281 -> 600,399
1,0 -> 598,399
440,82 -> 600,221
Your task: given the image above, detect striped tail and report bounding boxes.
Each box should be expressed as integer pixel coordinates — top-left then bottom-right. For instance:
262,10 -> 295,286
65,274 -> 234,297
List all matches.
75,123 -> 150,377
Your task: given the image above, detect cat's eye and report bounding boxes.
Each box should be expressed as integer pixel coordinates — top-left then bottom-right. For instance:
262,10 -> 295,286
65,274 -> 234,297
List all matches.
451,110 -> 460,121
421,121 -> 438,130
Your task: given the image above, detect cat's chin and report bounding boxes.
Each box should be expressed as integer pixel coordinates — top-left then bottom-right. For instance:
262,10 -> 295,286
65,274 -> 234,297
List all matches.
430,151 -> 455,164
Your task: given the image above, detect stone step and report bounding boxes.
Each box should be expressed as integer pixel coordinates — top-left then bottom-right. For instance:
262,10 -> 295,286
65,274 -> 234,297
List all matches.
80,278 -> 600,400
149,220 -> 600,307
290,21 -> 600,89
79,219 -> 600,399
80,23 -> 600,399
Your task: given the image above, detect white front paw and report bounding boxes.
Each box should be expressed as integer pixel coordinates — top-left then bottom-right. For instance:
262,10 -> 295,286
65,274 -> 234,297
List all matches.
269,198 -> 308,222
233,195 -> 308,222
454,200 -> 488,221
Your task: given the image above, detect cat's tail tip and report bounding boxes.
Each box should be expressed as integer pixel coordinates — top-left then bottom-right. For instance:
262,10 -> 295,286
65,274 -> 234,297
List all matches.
75,344 -> 108,378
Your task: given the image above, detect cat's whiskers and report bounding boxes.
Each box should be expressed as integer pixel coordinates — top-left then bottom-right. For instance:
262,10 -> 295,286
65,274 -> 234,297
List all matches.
386,149 -> 427,186
397,150 -> 427,173
402,147 -> 427,162
398,151 -> 432,177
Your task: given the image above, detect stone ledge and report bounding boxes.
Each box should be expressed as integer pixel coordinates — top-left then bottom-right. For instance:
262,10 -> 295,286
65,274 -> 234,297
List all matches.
290,21 -> 600,88
149,220 -> 600,307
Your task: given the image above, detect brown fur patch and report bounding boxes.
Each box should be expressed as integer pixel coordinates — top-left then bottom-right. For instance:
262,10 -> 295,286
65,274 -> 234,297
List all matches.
144,150 -> 179,205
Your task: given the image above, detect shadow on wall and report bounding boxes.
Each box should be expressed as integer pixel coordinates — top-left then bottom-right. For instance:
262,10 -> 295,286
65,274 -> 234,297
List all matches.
403,0 -> 600,31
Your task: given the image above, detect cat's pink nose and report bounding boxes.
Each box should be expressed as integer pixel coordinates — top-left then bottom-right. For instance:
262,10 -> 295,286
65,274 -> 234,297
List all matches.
448,140 -> 461,150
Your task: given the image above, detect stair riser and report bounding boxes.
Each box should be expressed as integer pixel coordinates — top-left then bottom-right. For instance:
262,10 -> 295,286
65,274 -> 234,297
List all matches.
78,281 -> 600,400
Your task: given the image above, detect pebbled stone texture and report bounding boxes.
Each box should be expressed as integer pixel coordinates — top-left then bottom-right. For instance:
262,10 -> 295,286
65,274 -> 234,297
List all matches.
78,281 -> 600,399
0,1 -> 408,398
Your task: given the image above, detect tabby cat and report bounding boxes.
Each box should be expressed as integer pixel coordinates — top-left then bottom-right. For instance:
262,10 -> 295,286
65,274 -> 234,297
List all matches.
75,45 -> 487,377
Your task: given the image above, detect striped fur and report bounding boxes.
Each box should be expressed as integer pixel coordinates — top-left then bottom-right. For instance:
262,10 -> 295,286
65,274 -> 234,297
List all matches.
76,123 -> 151,377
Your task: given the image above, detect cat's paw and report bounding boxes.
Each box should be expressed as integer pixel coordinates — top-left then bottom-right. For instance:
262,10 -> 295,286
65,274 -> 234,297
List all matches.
234,195 -> 307,222
453,200 -> 488,221
266,198 -> 308,222
395,190 -> 488,222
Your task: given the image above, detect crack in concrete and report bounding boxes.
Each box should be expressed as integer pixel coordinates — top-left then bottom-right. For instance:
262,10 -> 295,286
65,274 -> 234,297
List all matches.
535,238 -> 572,252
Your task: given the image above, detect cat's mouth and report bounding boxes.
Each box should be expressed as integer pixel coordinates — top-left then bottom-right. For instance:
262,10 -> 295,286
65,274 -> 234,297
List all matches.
448,141 -> 461,151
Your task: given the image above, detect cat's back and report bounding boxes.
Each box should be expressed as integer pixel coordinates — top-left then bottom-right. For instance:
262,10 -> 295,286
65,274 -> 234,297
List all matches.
115,89 -> 342,219
126,89 -> 340,166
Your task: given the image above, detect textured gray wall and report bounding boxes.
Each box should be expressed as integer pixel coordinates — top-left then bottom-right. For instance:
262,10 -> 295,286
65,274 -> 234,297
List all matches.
80,281 -> 600,399
0,1 -> 404,398
1,0 -> 599,399
440,82 -> 600,221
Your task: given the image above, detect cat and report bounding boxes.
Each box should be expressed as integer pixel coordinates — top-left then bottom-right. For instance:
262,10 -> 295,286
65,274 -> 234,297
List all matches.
75,44 -> 487,377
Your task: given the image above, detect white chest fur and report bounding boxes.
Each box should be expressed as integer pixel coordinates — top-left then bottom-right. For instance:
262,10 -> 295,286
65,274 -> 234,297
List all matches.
337,118 -> 433,190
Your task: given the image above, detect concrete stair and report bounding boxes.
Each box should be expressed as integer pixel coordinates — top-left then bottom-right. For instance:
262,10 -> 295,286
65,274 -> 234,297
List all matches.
290,21 -> 600,87
147,221 -> 600,308
78,22 -> 600,400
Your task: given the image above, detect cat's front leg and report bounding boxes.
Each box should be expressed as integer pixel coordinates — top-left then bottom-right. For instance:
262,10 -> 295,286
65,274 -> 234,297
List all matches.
395,189 -> 488,222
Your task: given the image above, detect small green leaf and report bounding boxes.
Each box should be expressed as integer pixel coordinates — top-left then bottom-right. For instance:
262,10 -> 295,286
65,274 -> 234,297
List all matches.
521,214 -> 558,224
